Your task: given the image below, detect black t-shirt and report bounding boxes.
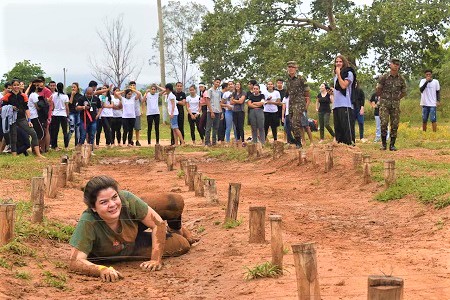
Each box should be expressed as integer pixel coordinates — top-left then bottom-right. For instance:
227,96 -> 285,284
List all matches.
276,89 -> 286,118
76,95 -> 102,123
69,93 -> 83,114
248,93 -> 265,108
317,93 -> 332,113
175,91 -> 186,116
370,93 -> 379,116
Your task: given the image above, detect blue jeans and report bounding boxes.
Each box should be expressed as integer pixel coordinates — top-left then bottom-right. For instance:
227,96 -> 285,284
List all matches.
224,110 -> 233,142
354,108 -> 364,139
422,106 -> 437,123
68,112 -> 80,146
79,120 -> 97,146
284,115 -> 295,143
375,116 -> 389,140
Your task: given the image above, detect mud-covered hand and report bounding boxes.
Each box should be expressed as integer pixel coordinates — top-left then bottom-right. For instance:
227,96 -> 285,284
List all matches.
140,260 -> 162,271
99,266 -> 123,282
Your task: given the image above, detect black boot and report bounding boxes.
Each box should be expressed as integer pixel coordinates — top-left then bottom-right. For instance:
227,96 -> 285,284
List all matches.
380,136 -> 387,150
389,137 -> 397,151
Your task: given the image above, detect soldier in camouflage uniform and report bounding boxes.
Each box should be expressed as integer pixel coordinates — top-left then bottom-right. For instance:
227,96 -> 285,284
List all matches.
376,58 -> 407,151
286,61 -> 310,148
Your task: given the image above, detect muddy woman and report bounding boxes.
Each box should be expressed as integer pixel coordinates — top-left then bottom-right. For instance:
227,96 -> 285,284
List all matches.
69,175 -> 196,282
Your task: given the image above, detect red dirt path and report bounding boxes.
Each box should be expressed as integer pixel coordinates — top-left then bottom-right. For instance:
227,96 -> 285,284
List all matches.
1,145 -> 449,299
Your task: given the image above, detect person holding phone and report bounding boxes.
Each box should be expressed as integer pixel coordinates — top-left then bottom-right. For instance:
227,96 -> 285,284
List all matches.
315,83 -> 335,142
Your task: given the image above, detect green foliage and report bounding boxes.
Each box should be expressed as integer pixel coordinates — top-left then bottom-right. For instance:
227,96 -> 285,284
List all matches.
42,271 -> 67,290
177,169 -> 185,179
0,240 -> 36,257
197,225 -> 205,234
244,261 -> 283,280
222,218 -> 243,229
188,0 -> 450,83
0,257 -> 11,269
15,271 -> 32,280
213,220 -> 221,226
1,60 -> 51,85
207,147 -> 246,161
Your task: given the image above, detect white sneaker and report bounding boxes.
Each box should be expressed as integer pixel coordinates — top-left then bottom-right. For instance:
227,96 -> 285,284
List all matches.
360,138 -> 368,143
3,145 -> 11,153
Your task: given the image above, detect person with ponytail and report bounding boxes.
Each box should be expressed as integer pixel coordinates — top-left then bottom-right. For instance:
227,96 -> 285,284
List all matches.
50,82 -> 70,150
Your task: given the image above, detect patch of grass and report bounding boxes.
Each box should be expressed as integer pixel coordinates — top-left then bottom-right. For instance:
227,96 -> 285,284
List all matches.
222,218 -> 243,229
197,225 -> 205,234
435,218 -> 445,230
0,257 -> 11,269
53,261 -> 67,269
207,147 -> 247,161
15,271 -> 32,280
0,240 -> 36,257
42,271 -> 67,290
92,146 -> 154,159
0,151 -> 63,180
282,247 -> 290,255
213,220 -> 221,226
177,169 -> 185,179
244,261 -> 283,280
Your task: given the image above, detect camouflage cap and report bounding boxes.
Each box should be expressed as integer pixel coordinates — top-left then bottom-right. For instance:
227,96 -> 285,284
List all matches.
287,61 -> 298,67
390,58 -> 401,64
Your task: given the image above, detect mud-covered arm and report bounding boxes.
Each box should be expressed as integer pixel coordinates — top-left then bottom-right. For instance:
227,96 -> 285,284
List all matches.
139,206 -> 167,271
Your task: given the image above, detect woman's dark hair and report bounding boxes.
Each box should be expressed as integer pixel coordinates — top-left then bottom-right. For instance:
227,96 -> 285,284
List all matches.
124,88 -> 133,96
189,84 -> 196,90
28,84 -> 37,95
165,83 -> 174,92
72,82 -> 80,94
57,82 -> 64,96
83,175 -> 119,209
11,78 -> 20,85
88,80 -> 98,88
334,54 -> 349,75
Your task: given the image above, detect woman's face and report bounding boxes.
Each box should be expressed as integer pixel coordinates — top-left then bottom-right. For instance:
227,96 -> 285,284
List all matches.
93,187 -> 122,222
19,82 -> 25,90
335,57 -> 344,69
125,92 -> 132,99
236,82 -> 241,91
150,87 -> 157,95
319,84 -> 325,91
189,87 -> 196,96
267,82 -> 274,91
253,85 -> 260,94
72,84 -> 78,93
11,81 -> 20,93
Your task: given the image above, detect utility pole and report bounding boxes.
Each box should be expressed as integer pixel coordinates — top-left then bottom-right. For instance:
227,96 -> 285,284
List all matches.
157,0 -> 168,123
63,68 -> 67,87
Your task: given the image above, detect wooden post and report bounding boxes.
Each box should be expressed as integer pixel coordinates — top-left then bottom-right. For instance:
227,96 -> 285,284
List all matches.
367,276 -> 403,300
270,215 -> 283,269
249,206 -> 266,243
183,161 -> 191,186
324,146 -> 333,173
312,147 -> 319,167
74,151 -> 82,173
155,144 -> 163,161
292,243 -> 321,300
194,172 -> 204,197
272,141 -> 284,159
81,145 -> 88,166
247,143 -> 257,158
179,158 -> 187,170
384,160 -> 396,188
299,149 -> 307,165
58,163 -> 67,188
204,178 -> 218,204
165,146 -> 175,171
225,183 -> 241,221
363,154 -> 371,184
187,164 -> 198,191
61,154 -> 69,164
66,160 -> 74,182
43,165 -> 58,198
256,143 -> 263,157
30,177 -> 45,223
353,151 -> 363,170
0,203 -> 15,246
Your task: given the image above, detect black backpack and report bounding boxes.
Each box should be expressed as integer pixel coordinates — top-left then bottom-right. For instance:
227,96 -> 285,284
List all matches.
37,96 -> 49,122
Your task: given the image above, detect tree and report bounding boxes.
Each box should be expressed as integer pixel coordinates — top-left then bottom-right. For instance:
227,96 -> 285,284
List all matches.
152,1 -> 207,87
1,60 -> 51,85
188,0 -> 450,84
91,14 -> 142,88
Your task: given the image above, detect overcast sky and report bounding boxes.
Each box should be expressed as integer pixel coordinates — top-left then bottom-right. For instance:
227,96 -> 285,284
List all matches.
0,0 -> 371,88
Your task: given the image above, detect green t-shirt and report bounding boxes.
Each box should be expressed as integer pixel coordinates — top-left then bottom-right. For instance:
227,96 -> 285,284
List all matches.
70,190 -> 149,258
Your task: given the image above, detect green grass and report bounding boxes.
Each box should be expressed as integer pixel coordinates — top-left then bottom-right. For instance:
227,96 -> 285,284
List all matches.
0,257 -> 11,269
0,240 -> 36,257
244,261 -> 283,280
42,271 -> 67,290
197,225 -> 205,233
222,218 -> 243,229
177,169 -> 185,179
15,271 -> 32,280
207,147 -> 247,161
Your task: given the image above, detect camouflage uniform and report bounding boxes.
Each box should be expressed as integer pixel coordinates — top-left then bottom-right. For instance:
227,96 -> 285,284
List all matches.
286,75 -> 310,143
377,73 -> 407,139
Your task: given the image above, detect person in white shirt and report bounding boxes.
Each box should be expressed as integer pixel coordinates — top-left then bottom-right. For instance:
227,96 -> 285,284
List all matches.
49,82 -> 69,150
221,81 -> 235,143
96,86 -> 114,148
111,88 -> 123,146
419,69 -> 441,132
186,85 -> 204,144
144,84 -> 160,145
263,81 -> 281,142
121,88 -> 137,146
281,96 -> 295,144
160,83 -> 185,146
205,78 -> 222,146
128,81 -> 142,146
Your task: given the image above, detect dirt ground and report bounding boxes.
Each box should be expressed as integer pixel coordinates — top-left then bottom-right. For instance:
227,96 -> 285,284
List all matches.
1,144 -> 449,299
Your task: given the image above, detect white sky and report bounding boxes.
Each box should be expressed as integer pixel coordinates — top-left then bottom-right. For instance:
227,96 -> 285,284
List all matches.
0,0 -> 371,88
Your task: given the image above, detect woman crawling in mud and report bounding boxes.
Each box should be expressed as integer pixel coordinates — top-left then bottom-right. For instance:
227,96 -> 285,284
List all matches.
69,175 -> 197,282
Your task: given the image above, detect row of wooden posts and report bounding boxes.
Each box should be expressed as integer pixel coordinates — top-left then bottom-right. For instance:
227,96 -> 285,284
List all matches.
0,145 -> 93,247
157,144 -> 403,300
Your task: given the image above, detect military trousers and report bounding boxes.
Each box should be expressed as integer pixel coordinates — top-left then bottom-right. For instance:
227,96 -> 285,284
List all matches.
379,100 -> 400,139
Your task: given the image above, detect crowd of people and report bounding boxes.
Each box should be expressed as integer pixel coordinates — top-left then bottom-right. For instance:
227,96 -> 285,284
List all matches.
0,55 -> 441,158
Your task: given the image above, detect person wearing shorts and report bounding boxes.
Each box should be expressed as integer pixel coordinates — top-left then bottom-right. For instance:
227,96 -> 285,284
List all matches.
164,83 -> 184,146
128,81 -> 142,146
419,69 -> 440,132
